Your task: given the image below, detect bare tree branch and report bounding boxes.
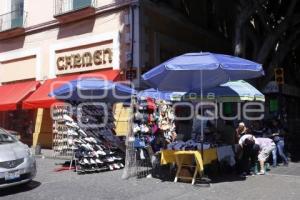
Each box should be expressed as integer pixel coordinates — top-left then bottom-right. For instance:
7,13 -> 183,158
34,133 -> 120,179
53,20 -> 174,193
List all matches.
245,23 -> 260,57
234,0 -> 269,55
255,0 -> 299,63
253,0 -> 272,33
234,1 -> 256,55
260,29 -> 300,87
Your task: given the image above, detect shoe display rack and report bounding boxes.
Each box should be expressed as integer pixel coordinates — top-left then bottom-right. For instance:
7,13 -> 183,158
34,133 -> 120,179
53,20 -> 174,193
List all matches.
75,103 -> 125,174
52,107 -> 74,158
52,104 -> 125,175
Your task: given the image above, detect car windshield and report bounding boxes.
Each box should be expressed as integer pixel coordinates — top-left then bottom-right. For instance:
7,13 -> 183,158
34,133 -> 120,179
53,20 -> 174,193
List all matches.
0,133 -> 17,144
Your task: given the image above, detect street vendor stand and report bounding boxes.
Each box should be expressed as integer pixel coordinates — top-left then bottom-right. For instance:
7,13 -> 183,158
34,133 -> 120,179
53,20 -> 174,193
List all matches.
123,52 -> 264,182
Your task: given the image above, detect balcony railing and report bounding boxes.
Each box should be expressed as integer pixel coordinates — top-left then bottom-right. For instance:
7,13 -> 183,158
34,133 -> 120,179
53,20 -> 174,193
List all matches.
54,0 -> 97,16
0,10 -> 27,32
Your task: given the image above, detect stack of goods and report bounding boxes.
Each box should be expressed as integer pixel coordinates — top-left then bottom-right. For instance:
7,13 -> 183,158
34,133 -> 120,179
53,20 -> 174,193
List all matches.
75,104 -> 124,174
132,97 -> 158,158
132,98 -> 176,154
53,107 -> 74,157
130,97 -> 177,178
52,104 -> 125,175
166,140 -> 211,150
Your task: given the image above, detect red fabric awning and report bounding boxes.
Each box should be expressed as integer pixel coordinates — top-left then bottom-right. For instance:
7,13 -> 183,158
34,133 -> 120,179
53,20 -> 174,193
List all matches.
22,69 -> 120,109
0,81 -> 40,111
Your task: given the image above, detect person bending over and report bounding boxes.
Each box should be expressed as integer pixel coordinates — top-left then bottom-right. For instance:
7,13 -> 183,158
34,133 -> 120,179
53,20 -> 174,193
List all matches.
238,134 -> 259,175
255,137 -> 276,175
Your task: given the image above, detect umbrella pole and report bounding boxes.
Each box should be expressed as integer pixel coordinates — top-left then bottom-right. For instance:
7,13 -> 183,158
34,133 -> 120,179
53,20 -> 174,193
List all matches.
200,70 -> 204,160
199,70 -> 211,186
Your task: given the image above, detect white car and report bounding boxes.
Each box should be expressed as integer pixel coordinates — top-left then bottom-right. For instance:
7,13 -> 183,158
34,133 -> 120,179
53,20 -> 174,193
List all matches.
0,128 -> 36,189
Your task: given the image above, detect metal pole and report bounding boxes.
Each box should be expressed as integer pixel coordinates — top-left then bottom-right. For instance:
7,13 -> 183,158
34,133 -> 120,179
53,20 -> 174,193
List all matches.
278,84 -> 283,121
200,70 -> 204,160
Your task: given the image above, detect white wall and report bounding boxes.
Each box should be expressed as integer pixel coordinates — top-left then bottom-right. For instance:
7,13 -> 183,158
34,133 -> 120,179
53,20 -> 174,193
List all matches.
0,0 -> 11,15
26,0 -> 55,27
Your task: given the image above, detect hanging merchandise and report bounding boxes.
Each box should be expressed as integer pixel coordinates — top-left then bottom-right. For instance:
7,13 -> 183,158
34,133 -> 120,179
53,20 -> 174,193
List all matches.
128,96 -> 178,178
130,97 -> 156,177
157,100 -> 176,142
131,98 -> 177,150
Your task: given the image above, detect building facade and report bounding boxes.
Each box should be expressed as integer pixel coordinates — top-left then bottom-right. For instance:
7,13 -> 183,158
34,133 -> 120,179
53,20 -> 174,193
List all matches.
0,0 -> 229,148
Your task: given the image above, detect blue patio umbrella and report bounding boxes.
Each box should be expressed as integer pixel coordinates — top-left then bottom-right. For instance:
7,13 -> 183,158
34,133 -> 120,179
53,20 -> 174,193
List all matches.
137,88 -> 185,101
184,80 -> 265,102
50,78 -> 136,102
142,52 -> 264,92
142,52 -> 264,161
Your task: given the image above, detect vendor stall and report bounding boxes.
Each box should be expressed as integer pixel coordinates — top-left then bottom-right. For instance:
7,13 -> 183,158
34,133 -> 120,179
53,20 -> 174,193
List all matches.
50,77 -> 135,174
123,52 -> 265,184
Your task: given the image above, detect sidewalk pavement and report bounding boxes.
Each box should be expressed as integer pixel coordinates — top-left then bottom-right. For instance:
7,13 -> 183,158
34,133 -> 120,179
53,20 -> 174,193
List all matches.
34,148 -> 300,175
269,162 -> 300,177
1,158 -> 299,200
33,148 -> 71,160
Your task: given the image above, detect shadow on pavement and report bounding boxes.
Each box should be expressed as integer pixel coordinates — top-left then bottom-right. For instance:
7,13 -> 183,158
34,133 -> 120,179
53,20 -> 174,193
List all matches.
152,166 -> 247,185
209,174 -> 246,184
0,181 -> 41,197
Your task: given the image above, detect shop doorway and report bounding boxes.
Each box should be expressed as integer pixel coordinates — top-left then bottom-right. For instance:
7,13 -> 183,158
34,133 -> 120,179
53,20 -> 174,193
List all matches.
0,109 -> 36,146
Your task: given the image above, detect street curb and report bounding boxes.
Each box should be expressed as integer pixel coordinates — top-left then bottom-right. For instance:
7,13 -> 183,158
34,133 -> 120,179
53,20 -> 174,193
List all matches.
34,155 -> 72,160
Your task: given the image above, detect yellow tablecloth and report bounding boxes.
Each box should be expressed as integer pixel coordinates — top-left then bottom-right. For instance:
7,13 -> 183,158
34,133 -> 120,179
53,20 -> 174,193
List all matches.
161,148 -> 218,166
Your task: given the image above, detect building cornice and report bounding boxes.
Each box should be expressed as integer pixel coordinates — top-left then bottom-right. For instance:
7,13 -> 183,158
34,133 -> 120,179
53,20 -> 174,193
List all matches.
5,0 -> 139,39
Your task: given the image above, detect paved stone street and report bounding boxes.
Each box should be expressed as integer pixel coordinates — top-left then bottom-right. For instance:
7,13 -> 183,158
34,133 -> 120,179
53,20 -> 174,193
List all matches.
1,158 -> 300,200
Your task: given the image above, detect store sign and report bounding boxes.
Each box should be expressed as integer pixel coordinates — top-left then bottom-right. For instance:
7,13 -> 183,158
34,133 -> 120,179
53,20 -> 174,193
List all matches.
56,45 -> 113,75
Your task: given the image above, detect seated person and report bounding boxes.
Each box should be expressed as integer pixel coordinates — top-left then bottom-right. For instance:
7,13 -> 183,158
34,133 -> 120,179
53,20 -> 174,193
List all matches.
236,122 -> 248,142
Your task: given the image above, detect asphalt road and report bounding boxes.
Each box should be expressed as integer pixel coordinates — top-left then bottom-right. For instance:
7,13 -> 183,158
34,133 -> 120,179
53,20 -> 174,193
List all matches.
0,158 -> 300,200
